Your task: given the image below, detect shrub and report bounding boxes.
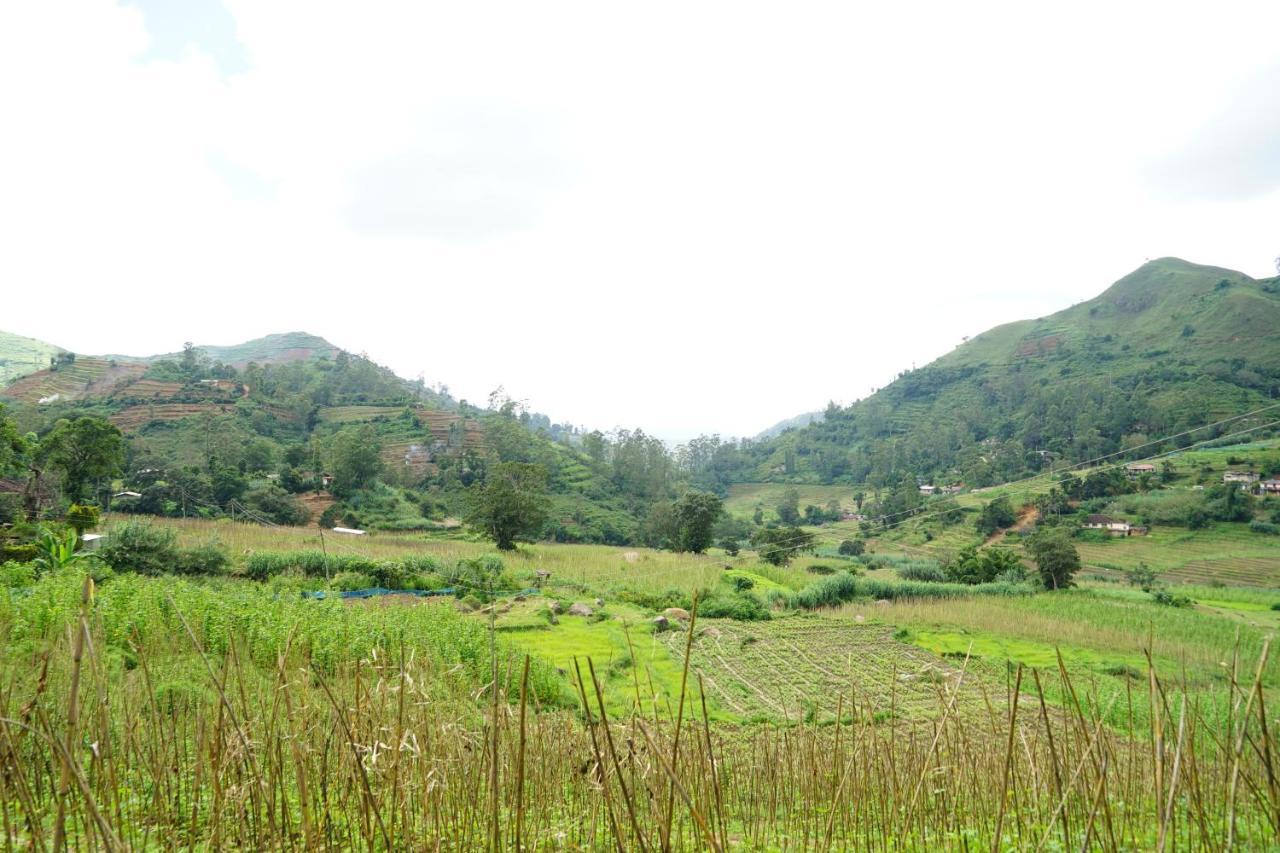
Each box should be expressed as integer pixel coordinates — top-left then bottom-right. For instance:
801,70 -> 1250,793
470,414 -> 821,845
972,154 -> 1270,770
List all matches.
697,591 -> 770,621
807,563 -> 836,575
99,522 -> 179,576
897,562 -> 947,583
172,544 -> 229,576
331,571 -> 377,591
838,539 -> 865,556
66,504 -> 101,535
731,575 -> 755,592
1151,590 -> 1192,608
1249,520 -> 1279,536
615,587 -> 690,612
792,571 -> 860,609
0,560 -> 35,589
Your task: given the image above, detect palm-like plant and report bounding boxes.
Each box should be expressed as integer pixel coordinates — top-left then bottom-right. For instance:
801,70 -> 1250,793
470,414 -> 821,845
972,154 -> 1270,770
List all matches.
32,526 -> 98,574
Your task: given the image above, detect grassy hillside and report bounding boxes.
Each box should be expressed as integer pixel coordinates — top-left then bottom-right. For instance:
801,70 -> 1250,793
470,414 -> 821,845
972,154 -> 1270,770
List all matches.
0,329 -> 63,385
732,259 -> 1280,486
146,331 -> 341,367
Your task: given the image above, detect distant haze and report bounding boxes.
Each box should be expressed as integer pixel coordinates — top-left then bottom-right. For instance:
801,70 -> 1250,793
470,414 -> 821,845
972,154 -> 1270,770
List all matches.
3,1 -> 1280,440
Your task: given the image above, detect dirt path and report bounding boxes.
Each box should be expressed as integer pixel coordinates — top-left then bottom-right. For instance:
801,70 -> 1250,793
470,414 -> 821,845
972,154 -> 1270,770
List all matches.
984,504 -> 1040,547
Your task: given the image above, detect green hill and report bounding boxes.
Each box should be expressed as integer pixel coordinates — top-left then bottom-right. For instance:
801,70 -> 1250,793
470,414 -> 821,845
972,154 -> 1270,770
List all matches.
146,332 -> 341,367
729,258 -> 1280,487
0,330 -> 63,385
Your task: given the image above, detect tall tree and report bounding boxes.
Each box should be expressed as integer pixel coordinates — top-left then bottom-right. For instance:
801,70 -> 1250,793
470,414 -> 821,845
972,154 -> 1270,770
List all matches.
0,405 -> 25,476
1026,529 -> 1080,590
466,462 -> 551,550
776,487 -> 800,525
327,424 -> 383,496
37,416 -> 124,503
672,490 -> 722,553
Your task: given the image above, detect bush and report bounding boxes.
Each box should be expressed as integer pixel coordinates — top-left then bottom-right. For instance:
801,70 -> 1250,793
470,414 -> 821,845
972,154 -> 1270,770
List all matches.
1249,520 -> 1280,536
837,539 -> 865,556
172,544 -> 229,576
897,562 -> 947,583
1151,590 -> 1192,608
697,590 -> 770,621
99,523 -> 180,576
731,575 -> 755,592
331,571 -> 377,591
0,561 -> 35,589
792,571 -> 860,609
614,587 -> 690,612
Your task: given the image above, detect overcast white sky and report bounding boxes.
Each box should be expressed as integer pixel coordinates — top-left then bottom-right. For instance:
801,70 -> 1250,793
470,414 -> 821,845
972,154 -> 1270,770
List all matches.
3,1 -> 1280,440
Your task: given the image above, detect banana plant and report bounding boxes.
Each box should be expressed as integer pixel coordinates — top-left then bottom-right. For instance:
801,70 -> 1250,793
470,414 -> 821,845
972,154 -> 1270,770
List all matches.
31,526 -> 98,574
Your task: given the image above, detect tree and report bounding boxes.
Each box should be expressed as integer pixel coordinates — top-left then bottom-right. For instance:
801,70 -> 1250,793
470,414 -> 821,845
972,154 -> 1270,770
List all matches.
975,496 -> 1017,537
1124,562 -> 1158,592
466,462 -> 550,550
838,539 -> 864,556
66,504 -> 101,536
1026,529 -> 1080,590
327,424 -> 383,496
37,417 -> 124,503
752,525 -> 814,566
0,405 -> 26,476
776,487 -> 800,525
672,490 -> 722,553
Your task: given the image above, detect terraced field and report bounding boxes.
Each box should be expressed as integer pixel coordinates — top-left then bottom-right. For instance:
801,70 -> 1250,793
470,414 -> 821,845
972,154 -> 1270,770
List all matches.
1,358 -> 146,403
108,402 -> 239,430
317,405 -> 403,423
1075,522 -> 1280,586
663,615 -> 990,723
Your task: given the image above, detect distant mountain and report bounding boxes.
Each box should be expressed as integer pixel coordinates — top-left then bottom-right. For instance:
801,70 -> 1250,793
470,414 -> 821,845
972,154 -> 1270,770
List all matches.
0,330 -> 63,385
141,332 -> 342,368
754,410 -> 824,440
0,332 -> 346,405
726,258 -> 1280,485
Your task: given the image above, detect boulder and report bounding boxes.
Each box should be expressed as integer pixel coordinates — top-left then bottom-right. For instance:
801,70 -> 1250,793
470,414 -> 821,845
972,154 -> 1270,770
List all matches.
651,615 -> 671,632
663,607 -> 691,622
548,600 -> 564,615
568,602 -> 594,617
701,626 -> 722,639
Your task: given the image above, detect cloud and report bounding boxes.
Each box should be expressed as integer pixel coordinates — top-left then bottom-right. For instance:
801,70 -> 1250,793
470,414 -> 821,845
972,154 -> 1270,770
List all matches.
1144,62 -> 1280,201
343,100 -> 572,239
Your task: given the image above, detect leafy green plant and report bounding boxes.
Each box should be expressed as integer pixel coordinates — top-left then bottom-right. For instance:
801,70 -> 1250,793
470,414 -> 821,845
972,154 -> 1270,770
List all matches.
32,526 -> 98,574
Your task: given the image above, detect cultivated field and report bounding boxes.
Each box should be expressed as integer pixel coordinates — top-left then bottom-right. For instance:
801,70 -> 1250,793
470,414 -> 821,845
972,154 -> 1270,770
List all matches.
3,514 -> 1278,848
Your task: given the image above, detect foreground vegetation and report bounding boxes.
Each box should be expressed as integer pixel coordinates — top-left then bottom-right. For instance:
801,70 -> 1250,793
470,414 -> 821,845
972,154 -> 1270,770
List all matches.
1,560 -> 1277,849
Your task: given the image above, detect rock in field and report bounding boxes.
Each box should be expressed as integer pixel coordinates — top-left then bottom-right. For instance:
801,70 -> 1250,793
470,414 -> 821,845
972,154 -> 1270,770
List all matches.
662,607 -> 691,622
568,602 -> 594,617
651,615 -> 670,632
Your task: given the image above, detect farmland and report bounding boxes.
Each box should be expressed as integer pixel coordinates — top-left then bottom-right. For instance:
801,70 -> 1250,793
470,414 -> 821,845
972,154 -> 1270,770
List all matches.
3,516 -> 1279,849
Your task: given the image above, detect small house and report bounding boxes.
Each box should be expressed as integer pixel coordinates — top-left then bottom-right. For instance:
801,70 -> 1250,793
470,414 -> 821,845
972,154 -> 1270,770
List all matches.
113,490 -> 142,499
80,533 -> 106,551
1083,514 -> 1132,536
1261,479 -> 1280,495
331,527 -> 365,535
918,484 -> 937,496
1125,463 -> 1156,479
840,511 -> 866,522
1223,471 -> 1259,484
941,484 -> 963,495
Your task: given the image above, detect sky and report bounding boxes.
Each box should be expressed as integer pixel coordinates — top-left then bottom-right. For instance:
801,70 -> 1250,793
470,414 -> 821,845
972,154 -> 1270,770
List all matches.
2,1 -> 1280,441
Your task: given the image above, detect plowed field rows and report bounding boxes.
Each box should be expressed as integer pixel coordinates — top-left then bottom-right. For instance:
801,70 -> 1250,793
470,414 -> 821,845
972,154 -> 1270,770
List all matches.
664,616 -> 992,723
